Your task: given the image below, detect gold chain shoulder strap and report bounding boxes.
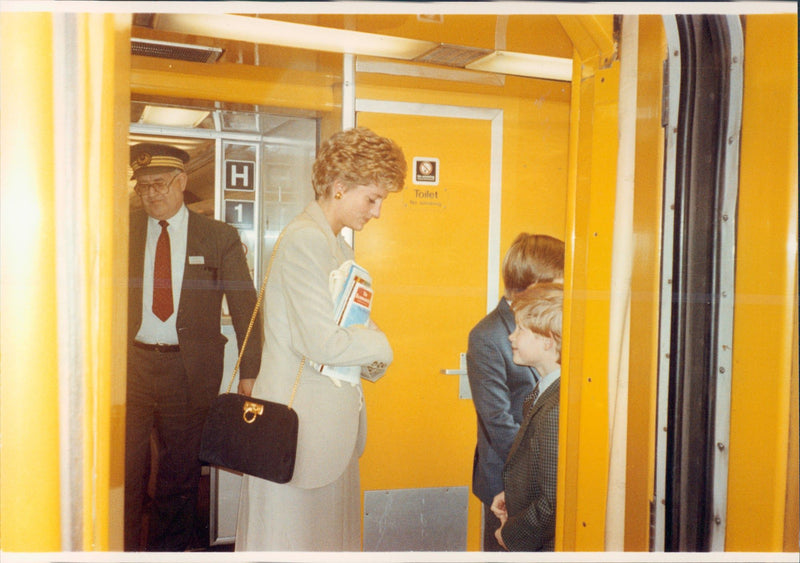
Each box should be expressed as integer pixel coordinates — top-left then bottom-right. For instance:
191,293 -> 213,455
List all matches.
224,229 -> 305,409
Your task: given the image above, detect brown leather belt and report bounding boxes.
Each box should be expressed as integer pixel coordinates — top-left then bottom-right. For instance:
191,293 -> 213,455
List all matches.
133,340 -> 180,353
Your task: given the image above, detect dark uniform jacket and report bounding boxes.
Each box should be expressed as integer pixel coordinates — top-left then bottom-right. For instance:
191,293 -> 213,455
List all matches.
128,208 -> 262,408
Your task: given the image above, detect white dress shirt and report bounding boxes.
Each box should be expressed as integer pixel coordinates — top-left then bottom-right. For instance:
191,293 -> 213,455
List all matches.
135,205 -> 189,345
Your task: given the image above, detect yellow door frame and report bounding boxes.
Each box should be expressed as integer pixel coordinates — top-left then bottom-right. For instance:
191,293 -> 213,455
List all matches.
0,12 -> 130,551
556,15 -> 619,552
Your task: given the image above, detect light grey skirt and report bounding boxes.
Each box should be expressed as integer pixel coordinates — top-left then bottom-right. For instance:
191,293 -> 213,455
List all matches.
235,449 -> 360,551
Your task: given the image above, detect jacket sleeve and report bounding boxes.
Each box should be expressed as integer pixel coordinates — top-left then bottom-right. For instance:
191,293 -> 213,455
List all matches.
501,403 -> 559,551
218,222 -> 263,380
467,322 -> 521,460
278,226 -> 392,368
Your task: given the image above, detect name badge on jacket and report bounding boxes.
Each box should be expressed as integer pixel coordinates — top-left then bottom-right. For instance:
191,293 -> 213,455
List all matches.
189,255 -> 205,265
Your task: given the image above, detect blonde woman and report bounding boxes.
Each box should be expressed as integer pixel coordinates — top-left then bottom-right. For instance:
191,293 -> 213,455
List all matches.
236,127 -> 406,551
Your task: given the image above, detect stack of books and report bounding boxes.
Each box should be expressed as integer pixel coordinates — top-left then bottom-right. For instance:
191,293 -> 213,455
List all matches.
314,260 -> 374,383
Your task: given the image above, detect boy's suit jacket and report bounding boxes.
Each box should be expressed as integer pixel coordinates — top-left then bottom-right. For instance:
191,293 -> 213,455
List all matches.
501,377 -> 560,551
128,208 -> 262,408
467,299 -> 538,506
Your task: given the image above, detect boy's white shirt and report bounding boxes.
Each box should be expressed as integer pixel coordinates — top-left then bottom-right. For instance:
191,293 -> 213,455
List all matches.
533,366 -> 561,405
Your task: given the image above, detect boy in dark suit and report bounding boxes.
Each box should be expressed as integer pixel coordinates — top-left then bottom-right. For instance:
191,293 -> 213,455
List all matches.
466,234 -> 564,550
491,282 -> 563,551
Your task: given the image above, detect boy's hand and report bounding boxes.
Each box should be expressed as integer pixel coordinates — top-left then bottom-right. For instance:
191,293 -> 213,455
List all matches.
491,491 -> 507,522
495,525 -> 508,550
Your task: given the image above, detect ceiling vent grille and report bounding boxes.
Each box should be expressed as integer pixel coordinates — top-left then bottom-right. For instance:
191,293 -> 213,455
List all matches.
413,44 -> 492,68
131,38 -> 223,63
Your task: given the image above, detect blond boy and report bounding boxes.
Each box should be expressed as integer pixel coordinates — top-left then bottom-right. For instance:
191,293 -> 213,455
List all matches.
491,282 -> 563,551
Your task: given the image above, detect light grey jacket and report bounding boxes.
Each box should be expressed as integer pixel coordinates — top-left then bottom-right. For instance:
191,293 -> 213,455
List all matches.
250,200 -> 393,489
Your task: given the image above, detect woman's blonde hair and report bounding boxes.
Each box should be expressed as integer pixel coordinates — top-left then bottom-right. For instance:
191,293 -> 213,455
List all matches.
511,282 -> 564,363
502,233 -> 564,298
312,127 -> 406,198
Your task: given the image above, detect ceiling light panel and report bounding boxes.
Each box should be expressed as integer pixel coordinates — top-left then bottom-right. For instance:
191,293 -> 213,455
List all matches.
139,106 -> 211,128
155,13 -> 437,60
466,51 -> 573,82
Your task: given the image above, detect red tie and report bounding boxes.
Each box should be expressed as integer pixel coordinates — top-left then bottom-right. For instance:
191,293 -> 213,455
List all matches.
153,220 -> 173,321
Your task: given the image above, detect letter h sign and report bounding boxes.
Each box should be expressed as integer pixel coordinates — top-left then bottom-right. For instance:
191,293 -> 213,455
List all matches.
225,160 -> 255,191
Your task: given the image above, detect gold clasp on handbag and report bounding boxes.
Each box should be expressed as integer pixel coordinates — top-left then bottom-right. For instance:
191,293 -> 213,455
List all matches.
242,401 -> 264,423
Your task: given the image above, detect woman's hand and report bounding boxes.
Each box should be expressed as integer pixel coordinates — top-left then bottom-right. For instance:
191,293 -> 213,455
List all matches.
238,378 -> 255,396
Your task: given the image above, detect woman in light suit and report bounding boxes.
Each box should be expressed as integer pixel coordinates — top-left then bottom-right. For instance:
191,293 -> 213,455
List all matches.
236,127 -> 406,551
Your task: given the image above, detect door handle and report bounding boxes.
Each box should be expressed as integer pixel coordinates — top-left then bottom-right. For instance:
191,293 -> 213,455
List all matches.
440,352 -> 467,375
440,352 -> 471,400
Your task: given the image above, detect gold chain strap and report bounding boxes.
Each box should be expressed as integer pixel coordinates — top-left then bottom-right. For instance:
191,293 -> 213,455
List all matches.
224,230 -> 305,409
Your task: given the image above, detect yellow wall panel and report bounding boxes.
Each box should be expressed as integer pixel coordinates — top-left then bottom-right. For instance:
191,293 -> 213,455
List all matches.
81,13 -> 131,550
728,14 -> 798,551
130,56 -> 337,112
0,12 -> 61,550
625,15 -> 665,551
356,71 -> 570,258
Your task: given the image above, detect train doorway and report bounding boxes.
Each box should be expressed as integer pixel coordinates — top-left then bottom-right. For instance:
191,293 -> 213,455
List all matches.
128,104 -> 318,546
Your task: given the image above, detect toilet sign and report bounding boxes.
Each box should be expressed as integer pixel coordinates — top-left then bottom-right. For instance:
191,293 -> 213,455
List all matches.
413,157 -> 439,186
405,157 -> 446,209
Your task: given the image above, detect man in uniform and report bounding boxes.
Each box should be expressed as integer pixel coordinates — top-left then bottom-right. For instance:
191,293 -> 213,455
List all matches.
125,143 -> 262,551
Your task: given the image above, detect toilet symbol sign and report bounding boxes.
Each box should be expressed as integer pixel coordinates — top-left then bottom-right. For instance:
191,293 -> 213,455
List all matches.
413,157 -> 439,186
405,157 -> 446,209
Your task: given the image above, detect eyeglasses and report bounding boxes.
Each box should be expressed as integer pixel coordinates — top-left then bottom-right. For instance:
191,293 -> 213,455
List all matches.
134,173 -> 178,197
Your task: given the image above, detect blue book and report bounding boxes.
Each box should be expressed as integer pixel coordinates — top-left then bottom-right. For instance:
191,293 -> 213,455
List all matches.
314,261 -> 373,383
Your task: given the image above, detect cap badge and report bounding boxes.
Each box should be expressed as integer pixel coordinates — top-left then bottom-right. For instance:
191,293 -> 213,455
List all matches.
134,152 -> 152,168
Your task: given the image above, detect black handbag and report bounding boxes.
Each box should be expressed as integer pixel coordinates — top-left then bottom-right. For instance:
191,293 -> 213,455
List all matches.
198,383 -> 301,483
199,231 -> 305,483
